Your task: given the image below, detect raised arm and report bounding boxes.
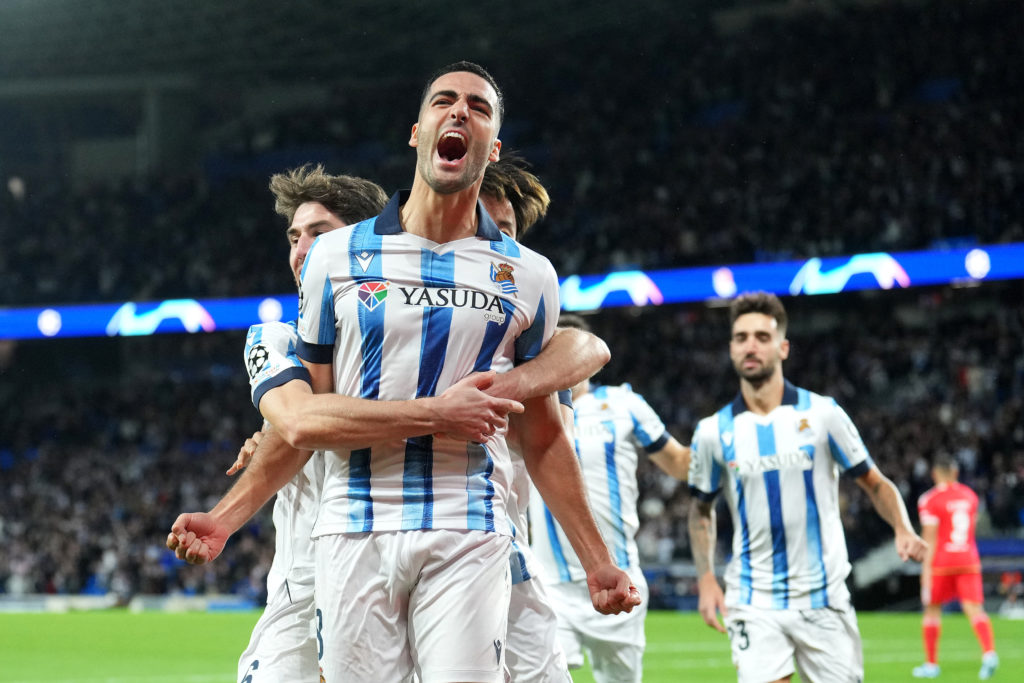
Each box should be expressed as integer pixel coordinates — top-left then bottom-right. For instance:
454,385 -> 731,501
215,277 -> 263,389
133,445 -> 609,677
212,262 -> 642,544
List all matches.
688,496 -> 727,633
855,466 -> 928,562
514,392 -> 641,615
649,437 -> 691,481
486,326 -> 610,402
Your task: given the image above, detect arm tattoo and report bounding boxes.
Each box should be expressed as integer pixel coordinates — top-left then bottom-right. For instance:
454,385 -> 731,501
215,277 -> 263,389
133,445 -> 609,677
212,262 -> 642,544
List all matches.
688,499 -> 717,577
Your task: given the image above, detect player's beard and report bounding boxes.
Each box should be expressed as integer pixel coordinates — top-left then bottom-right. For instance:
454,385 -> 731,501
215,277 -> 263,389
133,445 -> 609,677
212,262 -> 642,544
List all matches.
734,356 -> 776,386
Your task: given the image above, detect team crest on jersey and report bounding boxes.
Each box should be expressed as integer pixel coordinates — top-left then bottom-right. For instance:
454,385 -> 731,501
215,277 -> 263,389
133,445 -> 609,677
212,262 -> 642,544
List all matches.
490,262 -> 518,296
797,418 -> 811,433
358,280 -> 389,311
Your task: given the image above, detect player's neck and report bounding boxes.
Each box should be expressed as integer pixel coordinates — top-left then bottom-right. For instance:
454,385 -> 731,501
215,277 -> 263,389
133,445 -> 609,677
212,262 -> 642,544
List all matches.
740,372 -> 785,415
401,178 -> 481,243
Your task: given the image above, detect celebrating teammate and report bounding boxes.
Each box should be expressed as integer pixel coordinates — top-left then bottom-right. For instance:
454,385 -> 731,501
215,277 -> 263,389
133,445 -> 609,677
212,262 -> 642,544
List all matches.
167,159 -> 612,681
688,291 -> 927,683
529,313 -> 690,683
169,165 -> 520,681
913,455 -> 999,680
292,61 -> 639,681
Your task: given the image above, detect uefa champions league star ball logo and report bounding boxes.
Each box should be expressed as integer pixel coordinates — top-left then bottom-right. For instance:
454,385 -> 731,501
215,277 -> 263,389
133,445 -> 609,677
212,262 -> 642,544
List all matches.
246,344 -> 270,379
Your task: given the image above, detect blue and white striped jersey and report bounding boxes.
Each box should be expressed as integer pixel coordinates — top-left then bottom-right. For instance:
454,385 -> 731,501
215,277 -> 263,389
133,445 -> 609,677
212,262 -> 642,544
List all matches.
296,191 -> 560,537
530,383 -> 669,583
688,381 -> 874,610
243,321 -> 323,596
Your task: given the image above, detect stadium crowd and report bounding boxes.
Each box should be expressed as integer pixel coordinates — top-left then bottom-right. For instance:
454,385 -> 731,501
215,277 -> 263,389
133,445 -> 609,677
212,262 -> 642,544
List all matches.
1,0 -> 1023,603
1,0 -> 1022,306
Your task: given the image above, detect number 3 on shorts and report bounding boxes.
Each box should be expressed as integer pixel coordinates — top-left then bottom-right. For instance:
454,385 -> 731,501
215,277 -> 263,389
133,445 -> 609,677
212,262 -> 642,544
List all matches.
727,619 -> 750,651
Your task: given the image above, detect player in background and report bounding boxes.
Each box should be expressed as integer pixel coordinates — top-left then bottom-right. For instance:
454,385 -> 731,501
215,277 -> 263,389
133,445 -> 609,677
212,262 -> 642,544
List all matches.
688,291 -> 926,683
528,313 -> 690,683
913,455 -> 998,680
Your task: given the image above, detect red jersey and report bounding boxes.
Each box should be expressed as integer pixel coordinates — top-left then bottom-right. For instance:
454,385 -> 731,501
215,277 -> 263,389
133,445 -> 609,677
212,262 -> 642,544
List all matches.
918,481 -> 981,574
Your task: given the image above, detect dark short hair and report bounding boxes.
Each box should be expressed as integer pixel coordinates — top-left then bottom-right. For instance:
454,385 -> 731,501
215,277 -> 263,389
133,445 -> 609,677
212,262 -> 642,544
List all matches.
729,291 -> 788,337
480,154 -> 550,238
557,312 -> 591,333
932,454 -> 960,472
420,60 -> 504,125
268,164 -> 388,227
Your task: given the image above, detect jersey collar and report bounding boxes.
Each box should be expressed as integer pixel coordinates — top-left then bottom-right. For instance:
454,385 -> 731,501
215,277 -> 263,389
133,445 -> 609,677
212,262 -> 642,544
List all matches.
730,379 -> 800,415
375,190 -> 503,241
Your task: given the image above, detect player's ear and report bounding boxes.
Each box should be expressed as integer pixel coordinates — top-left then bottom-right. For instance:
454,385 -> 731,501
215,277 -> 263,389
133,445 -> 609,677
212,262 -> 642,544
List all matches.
409,123 -> 419,148
779,337 -> 790,361
489,138 -> 501,162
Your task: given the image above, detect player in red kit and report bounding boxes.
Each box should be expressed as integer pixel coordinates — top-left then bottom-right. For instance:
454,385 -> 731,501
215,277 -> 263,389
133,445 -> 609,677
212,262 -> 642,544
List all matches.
913,455 -> 999,680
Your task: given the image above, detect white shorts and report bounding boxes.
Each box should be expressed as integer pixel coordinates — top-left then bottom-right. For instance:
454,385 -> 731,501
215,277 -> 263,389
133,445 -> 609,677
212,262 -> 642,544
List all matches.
546,565 -> 648,683
315,529 -> 512,683
506,577 -> 571,683
237,579 -> 319,683
725,603 -> 864,683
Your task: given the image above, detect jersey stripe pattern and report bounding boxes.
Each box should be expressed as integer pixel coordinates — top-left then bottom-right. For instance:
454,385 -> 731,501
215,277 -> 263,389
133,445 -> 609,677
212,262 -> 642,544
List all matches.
688,381 -> 873,610
296,192 -> 560,538
530,383 -> 668,583
243,321 -> 323,596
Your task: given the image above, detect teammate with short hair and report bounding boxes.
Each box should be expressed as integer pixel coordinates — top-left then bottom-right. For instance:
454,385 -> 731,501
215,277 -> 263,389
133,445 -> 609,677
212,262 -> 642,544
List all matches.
528,312 -> 690,683
913,455 -> 998,680
688,291 -> 927,683
292,62 -> 639,682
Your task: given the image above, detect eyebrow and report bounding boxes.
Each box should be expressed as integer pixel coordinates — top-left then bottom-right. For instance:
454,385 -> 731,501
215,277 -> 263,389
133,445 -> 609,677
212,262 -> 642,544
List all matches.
287,220 -> 336,238
430,89 -> 493,114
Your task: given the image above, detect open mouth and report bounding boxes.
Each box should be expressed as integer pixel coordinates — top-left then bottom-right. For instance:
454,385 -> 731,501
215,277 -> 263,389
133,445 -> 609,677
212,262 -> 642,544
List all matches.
437,131 -> 467,162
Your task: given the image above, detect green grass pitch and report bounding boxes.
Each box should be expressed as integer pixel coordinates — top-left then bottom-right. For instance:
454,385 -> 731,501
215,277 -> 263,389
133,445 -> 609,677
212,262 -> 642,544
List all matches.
0,609 -> 1019,681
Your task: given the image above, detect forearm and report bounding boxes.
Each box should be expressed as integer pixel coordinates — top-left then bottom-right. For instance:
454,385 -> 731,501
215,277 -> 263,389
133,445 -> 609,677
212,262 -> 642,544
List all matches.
863,474 -> 915,534
269,391 -> 445,451
209,425 -> 312,531
688,500 -> 718,579
497,328 -> 610,402
519,397 -> 612,573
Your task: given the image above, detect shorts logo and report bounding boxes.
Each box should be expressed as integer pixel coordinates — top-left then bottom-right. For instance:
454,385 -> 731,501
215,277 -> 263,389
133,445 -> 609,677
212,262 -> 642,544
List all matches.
358,281 -> 389,311
490,262 -> 518,296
